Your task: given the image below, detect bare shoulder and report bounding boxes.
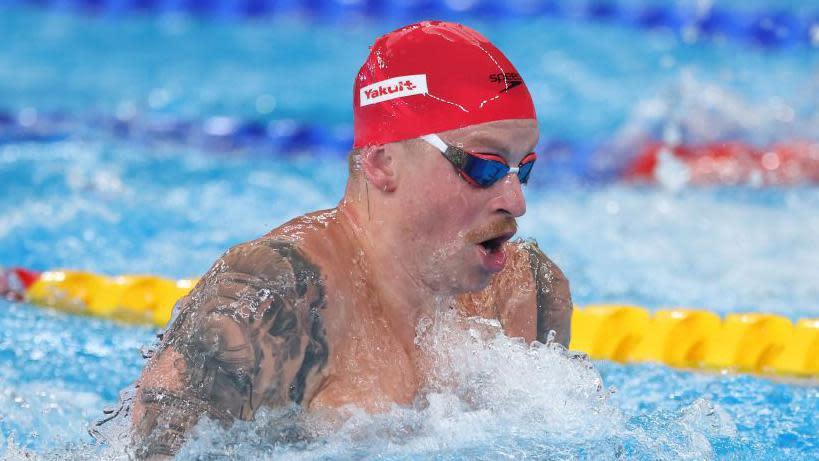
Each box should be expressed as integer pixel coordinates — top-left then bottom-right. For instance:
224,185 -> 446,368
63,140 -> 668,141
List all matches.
454,240 -> 560,344
459,240 -> 572,346
511,240 -> 568,287
169,237 -> 331,400
511,239 -> 573,346
130,237 -> 330,458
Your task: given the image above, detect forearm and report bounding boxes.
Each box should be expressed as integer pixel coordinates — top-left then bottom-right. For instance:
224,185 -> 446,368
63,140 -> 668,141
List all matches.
132,387 -> 217,458
128,344 -> 227,458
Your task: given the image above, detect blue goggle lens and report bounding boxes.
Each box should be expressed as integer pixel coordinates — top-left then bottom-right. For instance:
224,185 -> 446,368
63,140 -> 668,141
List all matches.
463,157 -> 510,187
517,158 -> 535,184
462,155 -> 536,188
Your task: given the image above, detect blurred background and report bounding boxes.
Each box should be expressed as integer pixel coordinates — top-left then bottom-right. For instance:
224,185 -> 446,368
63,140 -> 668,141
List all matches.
0,0 -> 817,459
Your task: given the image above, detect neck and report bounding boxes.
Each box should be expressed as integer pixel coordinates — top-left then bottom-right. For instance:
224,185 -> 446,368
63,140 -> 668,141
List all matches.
337,196 -> 449,356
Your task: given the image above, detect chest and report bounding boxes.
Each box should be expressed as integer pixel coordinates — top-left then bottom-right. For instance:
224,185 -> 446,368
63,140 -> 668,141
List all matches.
308,321 -> 421,411
308,284 -> 423,411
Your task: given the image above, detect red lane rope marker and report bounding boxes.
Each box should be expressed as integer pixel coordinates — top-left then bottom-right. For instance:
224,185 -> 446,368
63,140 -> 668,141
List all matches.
625,141 -> 819,185
1,267 -> 40,302
12,267 -> 41,289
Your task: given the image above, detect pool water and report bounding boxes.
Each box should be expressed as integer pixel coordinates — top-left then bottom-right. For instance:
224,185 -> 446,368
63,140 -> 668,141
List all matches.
1,3 -> 818,459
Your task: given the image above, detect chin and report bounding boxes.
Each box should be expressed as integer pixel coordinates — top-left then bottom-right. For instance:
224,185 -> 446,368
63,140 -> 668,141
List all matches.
453,270 -> 493,294
422,249 -> 494,295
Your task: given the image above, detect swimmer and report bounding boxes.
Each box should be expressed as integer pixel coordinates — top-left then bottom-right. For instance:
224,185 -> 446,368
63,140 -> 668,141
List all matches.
127,21 -> 572,458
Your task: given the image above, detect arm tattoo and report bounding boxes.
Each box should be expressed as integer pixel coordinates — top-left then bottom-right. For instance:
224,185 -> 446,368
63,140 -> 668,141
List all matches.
523,241 -> 573,347
131,240 -> 329,458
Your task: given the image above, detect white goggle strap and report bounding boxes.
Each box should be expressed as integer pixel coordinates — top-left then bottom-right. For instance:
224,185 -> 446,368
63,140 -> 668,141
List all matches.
420,134 -> 448,154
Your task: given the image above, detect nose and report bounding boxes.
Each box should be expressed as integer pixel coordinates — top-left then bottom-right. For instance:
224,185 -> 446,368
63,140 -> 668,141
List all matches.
491,173 -> 527,217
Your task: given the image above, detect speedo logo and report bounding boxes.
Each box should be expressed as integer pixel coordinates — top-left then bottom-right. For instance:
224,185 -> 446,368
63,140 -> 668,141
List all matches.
360,74 -> 428,107
489,72 -> 523,93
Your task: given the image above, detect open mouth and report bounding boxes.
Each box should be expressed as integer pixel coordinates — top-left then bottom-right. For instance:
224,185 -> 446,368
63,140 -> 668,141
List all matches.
478,232 -> 514,253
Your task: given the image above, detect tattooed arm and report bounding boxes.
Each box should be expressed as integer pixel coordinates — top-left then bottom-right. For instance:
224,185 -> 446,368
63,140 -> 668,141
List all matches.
521,241 -> 573,347
130,240 -> 329,459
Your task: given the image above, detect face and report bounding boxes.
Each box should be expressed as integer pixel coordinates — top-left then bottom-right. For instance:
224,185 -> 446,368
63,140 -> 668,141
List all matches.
388,118 -> 539,294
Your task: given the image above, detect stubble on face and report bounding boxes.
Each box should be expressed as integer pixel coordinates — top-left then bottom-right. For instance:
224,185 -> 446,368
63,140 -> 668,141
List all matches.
414,215 -> 518,296
462,216 -> 518,246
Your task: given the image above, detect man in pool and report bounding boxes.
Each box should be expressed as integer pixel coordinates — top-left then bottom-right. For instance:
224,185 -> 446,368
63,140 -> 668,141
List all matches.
128,20 -> 572,457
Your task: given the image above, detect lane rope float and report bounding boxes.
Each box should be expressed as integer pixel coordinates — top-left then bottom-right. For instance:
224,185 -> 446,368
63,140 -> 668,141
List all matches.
3,0 -> 817,49
2,267 -> 817,377
2,106 -> 818,185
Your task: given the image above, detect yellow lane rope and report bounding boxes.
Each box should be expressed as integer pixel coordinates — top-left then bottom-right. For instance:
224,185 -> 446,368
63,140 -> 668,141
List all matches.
14,269 -> 819,377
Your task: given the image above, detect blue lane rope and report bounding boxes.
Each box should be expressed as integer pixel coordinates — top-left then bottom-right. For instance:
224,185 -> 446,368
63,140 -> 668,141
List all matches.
0,107 -> 611,181
3,0 -> 818,49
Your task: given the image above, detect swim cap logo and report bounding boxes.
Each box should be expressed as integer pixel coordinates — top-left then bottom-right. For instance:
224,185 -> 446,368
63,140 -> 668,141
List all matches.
489,73 -> 523,93
360,74 -> 428,107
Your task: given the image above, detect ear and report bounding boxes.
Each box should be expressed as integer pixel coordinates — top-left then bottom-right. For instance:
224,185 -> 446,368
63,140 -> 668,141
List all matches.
359,144 -> 398,193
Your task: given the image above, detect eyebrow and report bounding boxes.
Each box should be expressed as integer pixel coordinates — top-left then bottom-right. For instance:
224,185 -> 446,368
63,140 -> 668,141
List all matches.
462,133 -> 506,151
459,133 -> 535,156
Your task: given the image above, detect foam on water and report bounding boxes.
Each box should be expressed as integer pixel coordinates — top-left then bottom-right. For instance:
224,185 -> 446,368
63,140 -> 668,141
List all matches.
5,309 -> 741,460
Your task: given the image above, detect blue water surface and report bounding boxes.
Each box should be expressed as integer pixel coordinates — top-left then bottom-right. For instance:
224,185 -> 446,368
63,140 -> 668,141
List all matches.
1,3 -> 818,459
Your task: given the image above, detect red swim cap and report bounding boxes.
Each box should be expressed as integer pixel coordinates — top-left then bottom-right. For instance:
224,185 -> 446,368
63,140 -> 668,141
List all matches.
353,21 -> 536,148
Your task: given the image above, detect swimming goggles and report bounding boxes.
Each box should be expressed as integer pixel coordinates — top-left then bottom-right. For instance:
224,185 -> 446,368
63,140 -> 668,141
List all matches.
420,134 -> 537,188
